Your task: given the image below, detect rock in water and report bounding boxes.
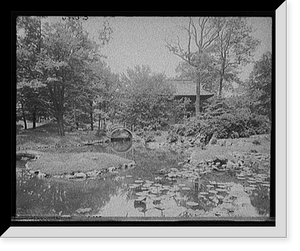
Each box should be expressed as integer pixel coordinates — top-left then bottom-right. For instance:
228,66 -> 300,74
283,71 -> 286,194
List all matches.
209,138 -> 217,145
73,172 -> 86,179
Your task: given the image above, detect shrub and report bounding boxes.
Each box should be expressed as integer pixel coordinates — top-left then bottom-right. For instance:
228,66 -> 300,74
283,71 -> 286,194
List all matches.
201,99 -> 270,139
166,131 -> 179,143
167,98 -> 271,142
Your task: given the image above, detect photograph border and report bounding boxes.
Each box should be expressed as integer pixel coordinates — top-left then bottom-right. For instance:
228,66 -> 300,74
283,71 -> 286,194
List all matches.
2,2 -> 287,238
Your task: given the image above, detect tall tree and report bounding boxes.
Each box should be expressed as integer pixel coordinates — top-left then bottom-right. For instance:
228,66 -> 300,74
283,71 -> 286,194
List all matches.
166,17 -> 222,117
119,65 -> 175,128
17,17 -> 113,135
247,52 -> 272,120
212,17 -> 260,97
84,60 -> 120,132
16,16 -> 44,128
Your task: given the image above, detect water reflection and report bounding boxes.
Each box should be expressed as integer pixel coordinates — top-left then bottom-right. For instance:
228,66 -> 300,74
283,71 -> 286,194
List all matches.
16,171 -> 125,217
111,128 -> 133,140
15,141 -> 182,218
15,141 -> 270,219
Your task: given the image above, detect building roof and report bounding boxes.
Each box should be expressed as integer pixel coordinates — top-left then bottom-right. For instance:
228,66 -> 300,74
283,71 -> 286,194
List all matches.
168,79 -> 214,97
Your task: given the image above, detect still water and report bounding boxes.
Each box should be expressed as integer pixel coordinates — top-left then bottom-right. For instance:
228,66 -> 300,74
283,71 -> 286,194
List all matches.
15,141 -> 270,219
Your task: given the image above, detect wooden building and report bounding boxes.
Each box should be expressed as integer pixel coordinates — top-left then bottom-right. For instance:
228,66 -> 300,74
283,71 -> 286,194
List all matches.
168,79 -> 214,115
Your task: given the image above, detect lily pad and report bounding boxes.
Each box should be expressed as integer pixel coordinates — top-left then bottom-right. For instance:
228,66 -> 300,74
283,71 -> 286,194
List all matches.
136,196 -> 147,201
129,184 -> 140,189
135,191 -> 149,196
181,187 -> 191,190
145,180 -> 154,184
186,201 -> 199,206
135,179 -> 144,183
199,192 -> 209,195
261,183 -> 270,187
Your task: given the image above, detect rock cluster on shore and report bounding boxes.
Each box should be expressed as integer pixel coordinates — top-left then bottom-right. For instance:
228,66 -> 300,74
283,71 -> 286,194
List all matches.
17,151 -> 136,180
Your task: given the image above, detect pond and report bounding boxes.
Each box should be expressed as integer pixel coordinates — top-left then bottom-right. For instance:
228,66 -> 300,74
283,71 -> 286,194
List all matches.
15,141 -> 270,220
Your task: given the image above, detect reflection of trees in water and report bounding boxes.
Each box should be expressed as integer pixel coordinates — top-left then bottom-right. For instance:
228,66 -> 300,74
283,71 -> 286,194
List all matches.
108,141 -> 135,160
111,140 -> 132,153
16,175 -> 125,217
16,145 -> 185,218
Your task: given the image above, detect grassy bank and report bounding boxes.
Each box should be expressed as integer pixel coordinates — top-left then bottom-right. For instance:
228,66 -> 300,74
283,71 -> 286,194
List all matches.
16,122 -> 134,176
189,135 -> 271,165
26,151 -> 134,175
16,122 -> 106,150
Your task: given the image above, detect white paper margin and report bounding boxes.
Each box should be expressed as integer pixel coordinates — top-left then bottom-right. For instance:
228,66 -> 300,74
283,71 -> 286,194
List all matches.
4,4 -> 287,238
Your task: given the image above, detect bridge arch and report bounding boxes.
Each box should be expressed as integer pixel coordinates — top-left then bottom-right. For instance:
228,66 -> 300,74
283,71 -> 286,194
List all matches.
110,126 -> 133,140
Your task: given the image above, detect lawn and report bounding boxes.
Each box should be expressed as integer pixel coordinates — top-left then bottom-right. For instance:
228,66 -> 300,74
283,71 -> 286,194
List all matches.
16,122 -> 104,150
16,122 -> 134,175
189,135 -> 271,165
26,151 -> 134,175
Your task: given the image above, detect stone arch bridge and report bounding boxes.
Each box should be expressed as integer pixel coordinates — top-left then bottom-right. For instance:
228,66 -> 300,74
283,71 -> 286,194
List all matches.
109,126 -> 133,141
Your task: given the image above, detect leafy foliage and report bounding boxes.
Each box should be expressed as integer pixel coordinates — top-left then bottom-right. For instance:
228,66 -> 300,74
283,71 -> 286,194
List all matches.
16,17 -> 113,135
246,52 -> 272,120
167,97 -> 270,142
117,65 -> 188,129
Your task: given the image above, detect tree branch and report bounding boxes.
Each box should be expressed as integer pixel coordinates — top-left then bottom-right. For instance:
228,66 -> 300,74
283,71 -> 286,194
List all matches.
190,18 -> 200,52
165,36 -> 197,67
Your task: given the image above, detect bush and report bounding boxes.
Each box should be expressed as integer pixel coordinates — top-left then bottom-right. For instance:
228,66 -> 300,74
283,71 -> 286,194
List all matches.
167,98 -> 271,142
203,112 -> 270,139
144,132 -> 155,143
166,132 -> 179,143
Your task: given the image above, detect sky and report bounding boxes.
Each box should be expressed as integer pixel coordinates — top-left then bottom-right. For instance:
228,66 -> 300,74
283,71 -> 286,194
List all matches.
46,16 -> 272,80
83,16 -> 272,80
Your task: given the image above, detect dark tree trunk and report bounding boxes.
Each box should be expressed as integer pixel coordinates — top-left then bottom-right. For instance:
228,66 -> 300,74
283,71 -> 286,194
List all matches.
20,101 -> 27,130
98,113 -> 101,131
73,102 -> 78,129
56,112 -> 65,136
102,101 -> 106,131
48,83 -> 65,136
97,102 -> 102,133
90,100 -> 93,131
32,107 -> 36,129
195,71 -> 201,118
218,76 -> 224,98
219,60 -> 226,98
90,112 -> 94,131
